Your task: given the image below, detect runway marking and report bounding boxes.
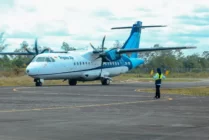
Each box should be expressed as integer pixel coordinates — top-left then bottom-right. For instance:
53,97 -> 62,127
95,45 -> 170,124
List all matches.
12,87 -> 152,97
7,87 -> 173,113
168,98 -> 173,100
12,87 -> 53,94
13,88 -> 17,91
0,97 -> 172,113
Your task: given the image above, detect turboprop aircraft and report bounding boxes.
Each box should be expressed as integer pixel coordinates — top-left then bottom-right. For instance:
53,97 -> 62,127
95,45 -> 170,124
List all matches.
0,21 -> 196,86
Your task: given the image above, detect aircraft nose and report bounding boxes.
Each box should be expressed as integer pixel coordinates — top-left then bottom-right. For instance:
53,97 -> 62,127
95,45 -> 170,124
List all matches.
26,69 -> 30,74
26,66 -> 38,76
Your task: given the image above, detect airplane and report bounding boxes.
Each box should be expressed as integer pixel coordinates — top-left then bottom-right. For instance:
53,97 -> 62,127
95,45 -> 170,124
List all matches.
0,21 -> 196,86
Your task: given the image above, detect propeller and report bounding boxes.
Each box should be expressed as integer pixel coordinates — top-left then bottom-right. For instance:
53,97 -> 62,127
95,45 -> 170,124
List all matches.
34,38 -> 39,55
25,38 -> 51,64
101,35 -> 106,52
99,36 -> 106,78
89,35 -> 107,77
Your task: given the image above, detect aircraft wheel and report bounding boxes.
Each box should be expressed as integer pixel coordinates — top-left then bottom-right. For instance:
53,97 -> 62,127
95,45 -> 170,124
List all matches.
34,79 -> 42,87
101,79 -> 110,85
35,82 -> 42,87
68,79 -> 77,86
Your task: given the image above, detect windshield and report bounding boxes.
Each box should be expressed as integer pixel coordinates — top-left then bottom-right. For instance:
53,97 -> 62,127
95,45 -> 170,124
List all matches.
32,57 -> 55,62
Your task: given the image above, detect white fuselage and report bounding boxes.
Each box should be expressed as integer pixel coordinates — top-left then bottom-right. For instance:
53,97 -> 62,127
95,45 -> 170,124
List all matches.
26,50 -> 130,81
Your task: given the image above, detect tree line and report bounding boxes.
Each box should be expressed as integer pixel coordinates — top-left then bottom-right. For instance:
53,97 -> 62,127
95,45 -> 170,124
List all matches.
140,44 -> 209,72
1,32 -> 209,73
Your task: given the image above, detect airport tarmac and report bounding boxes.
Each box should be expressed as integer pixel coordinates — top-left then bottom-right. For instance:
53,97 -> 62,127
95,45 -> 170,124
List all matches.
0,81 -> 209,140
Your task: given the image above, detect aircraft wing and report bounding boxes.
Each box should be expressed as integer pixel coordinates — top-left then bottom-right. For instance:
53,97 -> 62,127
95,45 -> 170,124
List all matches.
0,51 -> 67,55
0,52 -> 36,55
117,46 -> 196,54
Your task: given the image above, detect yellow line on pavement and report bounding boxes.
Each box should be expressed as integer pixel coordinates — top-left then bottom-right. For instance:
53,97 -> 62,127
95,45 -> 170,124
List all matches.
0,97 -> 172,113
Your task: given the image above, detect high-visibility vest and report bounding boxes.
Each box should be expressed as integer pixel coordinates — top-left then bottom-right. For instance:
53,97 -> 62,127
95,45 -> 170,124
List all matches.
155,73 -> 163,79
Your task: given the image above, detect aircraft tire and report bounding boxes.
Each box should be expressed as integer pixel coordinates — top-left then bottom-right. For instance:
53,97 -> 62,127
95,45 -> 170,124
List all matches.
101,79 -> 110,85
35,82 -> 42,87
69,80 -> 77,86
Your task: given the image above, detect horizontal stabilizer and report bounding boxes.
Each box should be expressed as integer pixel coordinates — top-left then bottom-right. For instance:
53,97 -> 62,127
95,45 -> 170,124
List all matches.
111,25 -> 166,30
117,46 -> 196,54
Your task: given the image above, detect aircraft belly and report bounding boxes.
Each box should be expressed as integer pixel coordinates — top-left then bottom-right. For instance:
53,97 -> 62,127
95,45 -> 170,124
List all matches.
80,70 -> 101,80
104,66 -> 128,77
31,66 -> 128,80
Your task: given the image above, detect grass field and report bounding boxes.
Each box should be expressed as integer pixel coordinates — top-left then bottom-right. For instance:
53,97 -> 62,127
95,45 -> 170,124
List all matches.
0,72 -> 204,86
0,74 -> 203,86
142,87 -> 209,96
1,72 -> 209,96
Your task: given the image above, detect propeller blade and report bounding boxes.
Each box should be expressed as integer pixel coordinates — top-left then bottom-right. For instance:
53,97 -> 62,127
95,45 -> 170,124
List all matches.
90,43 -> 97,51
24,47 -> 34,54
26,55 -> 36,65
101,35 -> 106,52
40,48 -> 51,53
34,38 -> 39,55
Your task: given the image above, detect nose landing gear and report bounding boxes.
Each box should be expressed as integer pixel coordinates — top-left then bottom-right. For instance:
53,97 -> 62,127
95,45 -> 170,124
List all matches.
34,79 -> 43,86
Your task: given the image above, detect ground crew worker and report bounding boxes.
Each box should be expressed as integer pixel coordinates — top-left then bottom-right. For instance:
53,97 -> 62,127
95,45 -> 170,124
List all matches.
153,68 -> 166,99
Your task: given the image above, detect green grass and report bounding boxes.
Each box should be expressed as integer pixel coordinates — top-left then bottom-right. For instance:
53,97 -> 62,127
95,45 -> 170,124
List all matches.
0,76 -> 67,86
142,87 -> 209,96
0,72 -> 206,86
113,73 -> 200,82
1,74 -> 209,96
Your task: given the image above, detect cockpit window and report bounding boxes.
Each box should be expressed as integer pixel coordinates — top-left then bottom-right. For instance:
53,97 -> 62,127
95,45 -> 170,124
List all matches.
31,57 -> 37,62
50,57 -> 55,62
45,57 -> 51,62
36,57 -> 46,62
31,57 -> 56,62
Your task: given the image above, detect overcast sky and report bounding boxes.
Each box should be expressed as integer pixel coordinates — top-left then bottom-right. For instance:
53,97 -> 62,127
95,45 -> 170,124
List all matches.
0,0 -> 209,55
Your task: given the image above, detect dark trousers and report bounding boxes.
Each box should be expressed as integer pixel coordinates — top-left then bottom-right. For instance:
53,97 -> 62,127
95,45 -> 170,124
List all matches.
155,85 -> 161,98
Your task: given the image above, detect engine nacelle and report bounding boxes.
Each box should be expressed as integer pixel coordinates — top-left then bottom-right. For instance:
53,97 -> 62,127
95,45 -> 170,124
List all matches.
104,49 -> 121,62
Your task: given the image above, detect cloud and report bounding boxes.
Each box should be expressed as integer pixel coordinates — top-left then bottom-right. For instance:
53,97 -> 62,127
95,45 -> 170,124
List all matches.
6,31 -> 36,39
92,9 -> 114,17
176,15 -> 209,26
170,26 -> 209,38
194,6 -> 209,13
1,0 -> 209,55
34,21 -> 71,36
172,31 -> 209,38
0,0 -> 14,7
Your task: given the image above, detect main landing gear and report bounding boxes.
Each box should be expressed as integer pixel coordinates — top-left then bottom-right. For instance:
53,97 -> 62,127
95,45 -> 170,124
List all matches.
68,79 -> 77,86
34,79 -> 43,87
101,78 -> 110,85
